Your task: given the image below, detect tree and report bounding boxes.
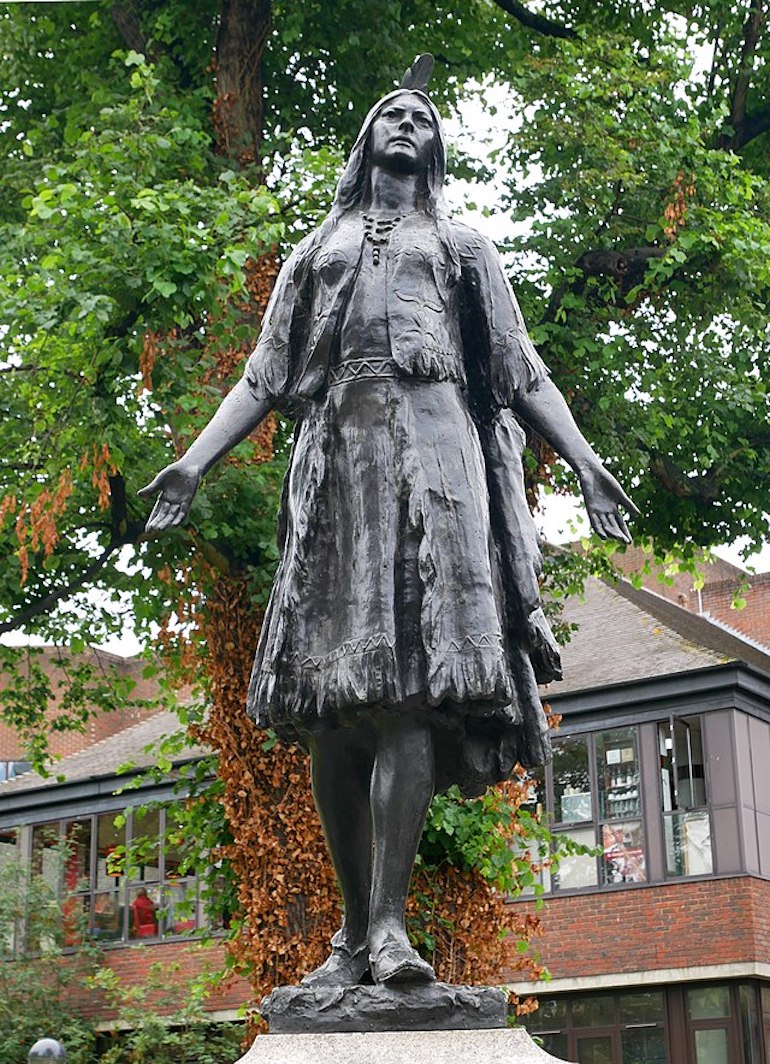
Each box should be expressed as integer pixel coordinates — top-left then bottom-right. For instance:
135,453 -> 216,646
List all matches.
1,0 -> 768,1011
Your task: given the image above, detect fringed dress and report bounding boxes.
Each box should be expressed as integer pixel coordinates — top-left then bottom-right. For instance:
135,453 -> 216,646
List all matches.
242,210 -> 560,797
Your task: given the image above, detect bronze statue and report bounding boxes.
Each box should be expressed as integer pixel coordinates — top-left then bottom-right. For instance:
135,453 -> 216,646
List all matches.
141,56 -> 635,991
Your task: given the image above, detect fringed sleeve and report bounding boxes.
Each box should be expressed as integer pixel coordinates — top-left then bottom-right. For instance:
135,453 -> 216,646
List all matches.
242,237 -> 314,402
456,225 -> 549,409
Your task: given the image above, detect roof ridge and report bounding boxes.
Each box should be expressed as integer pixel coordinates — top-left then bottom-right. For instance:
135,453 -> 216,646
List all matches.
607,576 -> 770,673
700,610 -> 770,654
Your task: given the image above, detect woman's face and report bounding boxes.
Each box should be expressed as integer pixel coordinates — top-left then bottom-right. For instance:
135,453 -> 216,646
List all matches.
369,93 -> 437,176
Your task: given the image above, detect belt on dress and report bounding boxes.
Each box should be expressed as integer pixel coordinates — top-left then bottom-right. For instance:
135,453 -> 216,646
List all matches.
328,357 -> 401,386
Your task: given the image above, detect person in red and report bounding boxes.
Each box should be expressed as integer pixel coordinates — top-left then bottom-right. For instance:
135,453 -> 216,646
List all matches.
131,887 -> 158,938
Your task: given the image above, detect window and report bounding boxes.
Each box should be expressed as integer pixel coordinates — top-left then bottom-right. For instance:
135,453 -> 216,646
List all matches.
18,805 -> 209,948
658,716 -> 713,878
523,990 -> 666,1063
526,982 -> 769,1063
549,727 -> 646,892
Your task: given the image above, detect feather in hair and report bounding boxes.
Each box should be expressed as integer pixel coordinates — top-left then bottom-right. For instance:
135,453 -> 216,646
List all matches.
400,53 -> 435,92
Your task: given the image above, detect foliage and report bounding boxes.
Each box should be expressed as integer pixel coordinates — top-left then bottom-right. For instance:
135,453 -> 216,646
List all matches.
0,838 -> 99,1064
2,0 -> 770,1018
89,961 -> 244,1064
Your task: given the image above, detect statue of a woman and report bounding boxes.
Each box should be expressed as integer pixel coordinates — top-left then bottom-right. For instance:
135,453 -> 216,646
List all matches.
141,57 -> 635,991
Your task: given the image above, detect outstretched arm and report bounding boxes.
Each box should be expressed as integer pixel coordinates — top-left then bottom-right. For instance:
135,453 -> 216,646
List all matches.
513,376 -> 638,542
139,378 -> 271,533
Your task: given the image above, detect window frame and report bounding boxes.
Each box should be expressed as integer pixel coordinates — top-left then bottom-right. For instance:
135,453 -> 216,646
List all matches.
14,803 -> 210,951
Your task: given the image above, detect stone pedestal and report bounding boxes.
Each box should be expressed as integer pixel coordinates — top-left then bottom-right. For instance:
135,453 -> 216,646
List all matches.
235,1026 -> 574,1064
260,982 -> 508,1034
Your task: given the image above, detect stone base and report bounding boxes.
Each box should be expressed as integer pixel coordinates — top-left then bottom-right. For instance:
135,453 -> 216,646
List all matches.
235,1026 -> 575,1064
260,982 -> 507,1034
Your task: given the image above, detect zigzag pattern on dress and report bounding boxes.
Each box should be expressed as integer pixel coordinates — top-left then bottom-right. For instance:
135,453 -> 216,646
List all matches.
442,632 -> 504,653
329,357 -> 401,386
296,631 -> 504,671
299,632 -> 396,670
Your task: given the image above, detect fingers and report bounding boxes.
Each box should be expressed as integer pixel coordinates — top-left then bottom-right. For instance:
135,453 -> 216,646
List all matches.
617,488 -> 641,518
145,496 -> 188,534
137,472 -> 164,500
588,508 -> 632,544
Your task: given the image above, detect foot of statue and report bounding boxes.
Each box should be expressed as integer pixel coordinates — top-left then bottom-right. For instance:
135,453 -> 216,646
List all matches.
300,928 -> 370,989
368,931 -> 436,985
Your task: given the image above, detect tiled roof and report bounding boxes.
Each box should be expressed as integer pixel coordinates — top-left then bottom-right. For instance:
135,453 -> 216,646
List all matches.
542,576 -> 770,697
0,709 -> 208,797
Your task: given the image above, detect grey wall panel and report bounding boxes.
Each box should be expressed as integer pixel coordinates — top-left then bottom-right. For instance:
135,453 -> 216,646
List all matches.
704,711 -> 737,806
734,711 -> 756,811
711,805 -> 742,874
748,715 -> 770,815
757,810 -> 770,877
741,804 -> 760,874
639,721 -> 664,881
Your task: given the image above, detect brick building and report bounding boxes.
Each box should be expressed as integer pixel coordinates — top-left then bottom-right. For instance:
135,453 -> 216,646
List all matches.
0,647 -> 165,777
2,561 -> 770,1062
514,575 -> 770,1063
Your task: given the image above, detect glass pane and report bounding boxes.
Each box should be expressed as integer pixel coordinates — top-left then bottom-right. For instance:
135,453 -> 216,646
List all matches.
541,1032 -> 569,1058
129,808 -> 161,883
688,986 -> 731,1020
129,885 -> 160,939
619,991 -> 664,1025
0,831 -> 18,870
64,819 -> 92,894
554,827 -> 598,891
577,1035 -> 613,1064
528,997 -> 568,1032
61,892 -> 89,947
163,879 -> 198,936
96,814 -> 126,890
665,812 -> 713,877
601,821 -> 646,885
8,761 -> 30,780
694,1028 -> 729,1063
520,764 -> 546,816
739,984 -> 763,1064
90,890 -> 122,942
554,737 -> 592,824
572,995 -> 615,1028
621,1027 -> 666,1064
32,823 -> 62,894
674,717 -> 707,809
597,728 -> 640,820
0,832 -> 19,952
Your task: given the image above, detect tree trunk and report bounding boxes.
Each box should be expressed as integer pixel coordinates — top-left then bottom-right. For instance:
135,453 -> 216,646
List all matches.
214,0 -> 272,163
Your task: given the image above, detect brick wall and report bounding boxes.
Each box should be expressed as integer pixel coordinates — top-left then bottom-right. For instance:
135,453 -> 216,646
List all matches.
507,875 -> 770,981
0,648 -> 164,762
610,547 -> 770,650
66,939 -> 252,1022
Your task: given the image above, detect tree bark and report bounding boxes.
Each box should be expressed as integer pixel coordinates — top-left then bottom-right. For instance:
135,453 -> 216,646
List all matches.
491,0 -> 576,39
215,0 -> 272,163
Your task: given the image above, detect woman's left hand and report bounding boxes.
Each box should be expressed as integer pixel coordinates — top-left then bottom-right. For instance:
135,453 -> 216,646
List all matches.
578,463 -> 639,543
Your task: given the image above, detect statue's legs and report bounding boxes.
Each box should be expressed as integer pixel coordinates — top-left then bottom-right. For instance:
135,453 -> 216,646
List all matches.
303,712 -> 436,987
367,714 -> 436,983
303,726 -> 375,987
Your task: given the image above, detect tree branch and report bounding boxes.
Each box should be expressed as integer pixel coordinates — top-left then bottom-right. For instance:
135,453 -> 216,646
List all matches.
110,2 -> 152,57
491,0 -> 577,39
578,246 -> 666,278
0,543 -> 120,636
719,0 -> 767,149
733,104 -> 770,148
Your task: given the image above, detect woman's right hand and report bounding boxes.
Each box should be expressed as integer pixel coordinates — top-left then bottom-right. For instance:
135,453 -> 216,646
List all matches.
138,461 -> 201,533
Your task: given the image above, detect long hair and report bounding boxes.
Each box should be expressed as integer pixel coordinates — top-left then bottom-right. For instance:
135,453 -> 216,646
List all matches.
301,89 -> 459,277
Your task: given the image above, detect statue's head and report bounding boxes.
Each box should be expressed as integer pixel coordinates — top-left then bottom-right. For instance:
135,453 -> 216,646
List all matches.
333,56 -> 448,217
